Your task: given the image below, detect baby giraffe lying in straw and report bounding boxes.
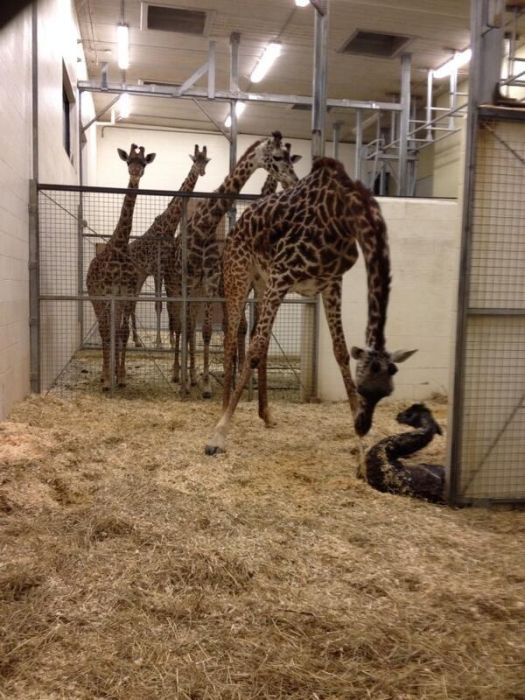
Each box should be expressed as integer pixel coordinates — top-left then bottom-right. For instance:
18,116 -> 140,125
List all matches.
365,403 -> 445,503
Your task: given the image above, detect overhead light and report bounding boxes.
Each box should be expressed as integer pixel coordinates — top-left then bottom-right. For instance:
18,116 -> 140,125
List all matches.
250,42 -> 282,83
295,0 -> 309,6
433,48 -> 472,79
224,101 -> 246,128
119,92 -> 130,118
117,23 -> 129,70
110,109 -> 116,125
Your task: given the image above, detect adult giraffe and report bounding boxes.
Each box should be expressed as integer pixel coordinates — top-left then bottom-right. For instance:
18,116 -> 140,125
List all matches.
169,131 -> 301,396
129,145 -> 210,348
205,157 -> 416,455
86,144 -> 156,390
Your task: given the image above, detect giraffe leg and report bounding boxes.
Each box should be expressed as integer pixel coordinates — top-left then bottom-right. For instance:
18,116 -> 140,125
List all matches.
132,274 -> 146,348
170,300 -> 182,383
321,281 -> 364,477
237,307 -> 248,376
321,280 -> 360,414
201,302 -> 213,399
95,302 -> 111,391
154,272 -> 163,349
116,304 -> 128,387
188,306 -> 198,387
205,276 -> 288,455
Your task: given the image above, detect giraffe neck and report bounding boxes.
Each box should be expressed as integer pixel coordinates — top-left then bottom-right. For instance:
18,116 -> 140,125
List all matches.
385,425 -> 436,461
350,184 -> 391,351
261,173 -> 278,197
110,177 -> 139,252
152,164 -> 202,238
190,148 -> 261,242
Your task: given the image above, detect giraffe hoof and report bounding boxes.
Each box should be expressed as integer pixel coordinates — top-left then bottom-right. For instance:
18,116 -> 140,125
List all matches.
204,444 -> 224,456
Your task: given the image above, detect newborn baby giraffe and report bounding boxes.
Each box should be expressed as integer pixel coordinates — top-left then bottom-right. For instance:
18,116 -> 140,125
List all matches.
365,403 -> 445,503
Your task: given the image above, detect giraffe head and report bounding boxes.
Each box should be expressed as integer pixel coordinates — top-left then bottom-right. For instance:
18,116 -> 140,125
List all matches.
190,144 -> 210,176
396,403 -> 442,435
254,131 -> 302,187
117,143 -> 156,185
350,346 -> 418,436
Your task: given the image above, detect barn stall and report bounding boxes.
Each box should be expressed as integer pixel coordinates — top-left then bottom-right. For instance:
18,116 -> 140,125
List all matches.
1,0 -> 525,697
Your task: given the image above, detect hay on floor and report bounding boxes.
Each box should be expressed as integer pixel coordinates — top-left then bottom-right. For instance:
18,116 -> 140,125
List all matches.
0,391 -> 524,699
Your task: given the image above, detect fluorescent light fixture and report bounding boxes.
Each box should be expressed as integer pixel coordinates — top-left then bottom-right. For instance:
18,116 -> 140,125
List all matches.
295,0 -> 309,6
250,42 -> 282,83
433,48 -> 471,79
224,101 -> 246,128
119,92 -> 130,118
110,108 -> 116,124
117,23 -> 129,70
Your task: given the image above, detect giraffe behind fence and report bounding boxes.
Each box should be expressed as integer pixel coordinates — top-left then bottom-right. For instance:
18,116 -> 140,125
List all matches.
86,144 -> 156,390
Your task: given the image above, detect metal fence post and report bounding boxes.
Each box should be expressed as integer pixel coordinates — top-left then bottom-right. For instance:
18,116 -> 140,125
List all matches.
180,199 -> 188,396
29,179 -> 41,394
109,295 -> 116,393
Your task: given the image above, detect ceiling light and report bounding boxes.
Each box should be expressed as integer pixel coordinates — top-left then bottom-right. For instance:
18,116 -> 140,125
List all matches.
224,101 -> 246,128
250,42 -> 282,83
433,48 -> 471,79
119,92 -> 130,118
117,23 -> 129,70
295,0 -> 309,6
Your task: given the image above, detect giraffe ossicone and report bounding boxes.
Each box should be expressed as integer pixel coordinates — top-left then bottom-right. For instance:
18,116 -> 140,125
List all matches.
204,156 -> 416,455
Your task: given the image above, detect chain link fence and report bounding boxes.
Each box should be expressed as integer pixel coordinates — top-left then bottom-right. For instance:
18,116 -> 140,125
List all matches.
36,185 -> 316,402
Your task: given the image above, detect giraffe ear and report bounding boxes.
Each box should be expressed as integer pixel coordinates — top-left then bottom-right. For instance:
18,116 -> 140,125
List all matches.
390,349 -> 418,363
145,152 -> 156,164
117,148 -> 128,161
351,346 -> 365,360
291,155 -> 302,163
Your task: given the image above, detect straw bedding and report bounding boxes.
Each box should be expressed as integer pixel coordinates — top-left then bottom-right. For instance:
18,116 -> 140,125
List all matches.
0,391 -> 523,699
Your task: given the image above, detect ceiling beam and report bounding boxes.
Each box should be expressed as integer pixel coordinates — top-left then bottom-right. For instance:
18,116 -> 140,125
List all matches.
78,80 -> 403,113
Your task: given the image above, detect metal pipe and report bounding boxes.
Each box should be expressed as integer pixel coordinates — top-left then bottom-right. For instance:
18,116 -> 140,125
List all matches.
311,0 -> 329,157
397,53 -> 411,196
29,3 -> 40,394
109,296 -> 116,393
180,200 -> 188,395
228,32 -> 240,233
426,70 -> 433,141
354,110 -> 362,180
207,41 -> 216,99
449,63 -> 458,130
332,121 -> 343,159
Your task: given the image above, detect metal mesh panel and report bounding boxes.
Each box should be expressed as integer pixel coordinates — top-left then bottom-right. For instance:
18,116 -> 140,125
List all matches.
37,185 -> 315,402
452,117 -> 525,503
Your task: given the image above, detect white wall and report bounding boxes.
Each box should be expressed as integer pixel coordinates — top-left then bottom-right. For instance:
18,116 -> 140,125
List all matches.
318,197 -> 460,402
0,0 -> 94,417
96,124 -> 355,193
0,6 -> 32,420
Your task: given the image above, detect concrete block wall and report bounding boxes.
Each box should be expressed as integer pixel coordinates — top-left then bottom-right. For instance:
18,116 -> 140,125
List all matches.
0,0 -> 94,419
0,7 -> 32,420
317,197 -> 460,403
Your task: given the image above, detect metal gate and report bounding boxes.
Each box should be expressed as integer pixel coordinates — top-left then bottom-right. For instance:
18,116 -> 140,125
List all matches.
449,111 -> 525,504
35,184 -> 316,402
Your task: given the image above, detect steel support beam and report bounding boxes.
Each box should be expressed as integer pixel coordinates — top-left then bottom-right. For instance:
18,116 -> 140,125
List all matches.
332,121 -> 343,159
397,53 -> 411,196
78,80 -> 402,113
228,32 -> 240,233
311,0 -> 329,157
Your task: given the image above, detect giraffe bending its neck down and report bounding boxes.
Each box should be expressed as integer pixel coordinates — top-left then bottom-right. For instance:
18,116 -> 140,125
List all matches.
86,143 -> 156,390
129,145 -> 210,348
205,156 -> 416,455
169,131 -> 301,397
